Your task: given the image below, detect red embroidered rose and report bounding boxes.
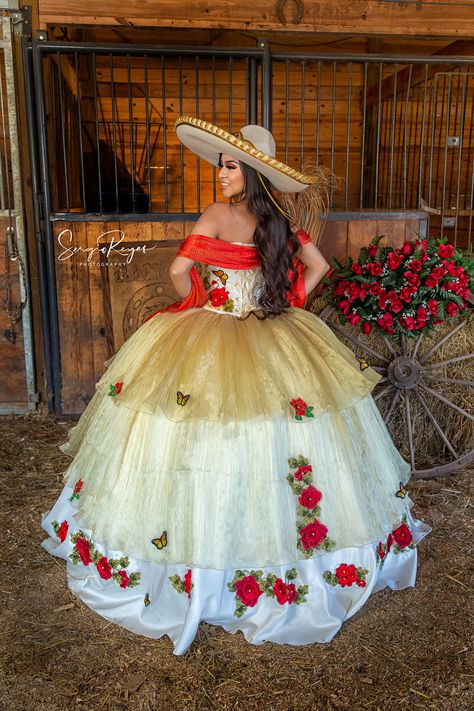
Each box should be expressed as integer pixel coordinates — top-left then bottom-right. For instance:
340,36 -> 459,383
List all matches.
57,520 -> 69,542
290,397 -> 309,417
335,563 -> 358,587
287,583 -> 298,604
356,578 -> 367,587
294,464 -> 313,481
392,522 -> 413,549
386,532 -> 394,553
73,480 -> 83,495
184,568 -> 192,598
438,243 -> 454,259
96,556 -> 113,580
235,575 -> 264,607
75,537 -> 92,566
118,570 -> 130,588
425,275 -> 439,289
274,578 -> 289,604
377,541 -> 386,560
210,287 -> 229,307
298,485 -> 323,510
299,519 -> 328,550
114,381 -> 123,395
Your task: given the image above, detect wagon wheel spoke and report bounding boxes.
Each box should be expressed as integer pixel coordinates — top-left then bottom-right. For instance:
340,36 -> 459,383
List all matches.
423,353 -> 474,369
384,388 -> 401,425
409,330 -> 425,360
419,319 -> 468,364
326,320 -> 391,364
412,387 -> 459,459
418,382 -> 474,422
374,384 -> 395,402
382,336 -> 400,358
401,333 -> 408,356
371,366 -> 388,373
404,391 -> 416,472
423,374 -> 474,388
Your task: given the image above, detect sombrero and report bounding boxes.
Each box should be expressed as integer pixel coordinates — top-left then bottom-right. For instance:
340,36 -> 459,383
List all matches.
174,115 -> 322,193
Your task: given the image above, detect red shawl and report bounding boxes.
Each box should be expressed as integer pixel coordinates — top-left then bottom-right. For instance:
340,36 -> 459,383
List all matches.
144,229 -> 311,322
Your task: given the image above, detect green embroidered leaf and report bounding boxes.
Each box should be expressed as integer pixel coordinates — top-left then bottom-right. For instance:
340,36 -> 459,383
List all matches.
119,557 -> 130,568
295,415 -> 303,421
112,572 -> 121,584
51,520 -> 59,533
288,457 -> 299,468
92,550 -> 101,564
286,568 -> 298,580
323,571 -> 338,586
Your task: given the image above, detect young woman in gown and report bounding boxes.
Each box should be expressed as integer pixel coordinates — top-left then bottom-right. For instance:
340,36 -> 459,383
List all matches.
41,116 -> 430,655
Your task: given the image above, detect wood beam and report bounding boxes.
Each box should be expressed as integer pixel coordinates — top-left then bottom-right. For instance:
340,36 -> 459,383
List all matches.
38,1 -> 474,38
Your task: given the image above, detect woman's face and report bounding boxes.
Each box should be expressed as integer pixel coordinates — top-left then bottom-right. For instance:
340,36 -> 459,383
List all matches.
218,153 -> 245,200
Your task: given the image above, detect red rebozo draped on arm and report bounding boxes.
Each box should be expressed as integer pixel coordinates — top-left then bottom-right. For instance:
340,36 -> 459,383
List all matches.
144,229 -> 311,321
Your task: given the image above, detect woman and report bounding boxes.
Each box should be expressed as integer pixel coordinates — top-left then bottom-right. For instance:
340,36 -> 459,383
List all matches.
41,116 -> 430,655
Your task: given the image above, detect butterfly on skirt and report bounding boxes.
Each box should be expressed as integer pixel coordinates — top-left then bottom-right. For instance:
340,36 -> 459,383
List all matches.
176,391 -> 190,406
395,482 -> 407,499
355,355 -> 369,371
151,530 -> 167,550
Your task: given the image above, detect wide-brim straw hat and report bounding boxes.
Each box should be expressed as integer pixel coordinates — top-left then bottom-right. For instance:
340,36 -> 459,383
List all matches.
174,115 -> 322,193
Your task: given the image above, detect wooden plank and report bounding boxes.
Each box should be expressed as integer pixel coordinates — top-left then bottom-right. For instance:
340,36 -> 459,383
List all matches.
39,1 -> 474,37
319,220 -> 347,262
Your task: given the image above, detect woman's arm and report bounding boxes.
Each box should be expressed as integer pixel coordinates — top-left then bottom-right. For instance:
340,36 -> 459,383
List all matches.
297,242 -> 331,294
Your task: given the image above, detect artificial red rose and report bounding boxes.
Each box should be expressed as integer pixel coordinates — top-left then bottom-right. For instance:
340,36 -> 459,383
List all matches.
347,312 -> 362,325
235,575 -> 264,607
184,568 -> 192,598
369,282 -> 381,295
427,298 -> 438,315
425,275 -> 439,289
355,578 -> 367,587
401,316 -> 416,331
358,289 -> 367,301
379,312 -> 394,326
287,583 -> 297,604
337,298 -> 351,312
432,266 -> 446,280
118,570 -> 130,588
408,259 -> 422,272
377,292 -> 388,310
416,307 -> 428,322
389,299 -> 404,313
351,263 -> 363,274
57,520 -> 69,542
399,286 -> 413,302
368,246 -> 378,258
367,262 -> 383,276
409,285 -> 419,294
210,287 -> 230,307
114,381 -> 123,395
401,241 -> 413,255
392,522 -> 413,548
362,321 -> 372,334
73,479 -> 83,495
387,251 -> 403,270
75,537 -> 92,566
96,556 -> 113,580
298,485 -> 323,510
404,271 -> 420,287
446,301 -> 459,316
299,519 -> 328,550
387,290 -> 398,302
438,243 -> 454,259
274,578 -> 289,604
335,563 -> 358,587
294,464 -> 313,481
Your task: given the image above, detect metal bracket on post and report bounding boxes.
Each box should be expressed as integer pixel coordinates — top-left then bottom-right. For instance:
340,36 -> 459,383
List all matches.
36,28 -> 48,42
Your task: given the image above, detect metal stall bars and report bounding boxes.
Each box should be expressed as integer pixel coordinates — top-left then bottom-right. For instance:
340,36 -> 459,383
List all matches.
0,12 -> 37,414
25,37 -> 269,414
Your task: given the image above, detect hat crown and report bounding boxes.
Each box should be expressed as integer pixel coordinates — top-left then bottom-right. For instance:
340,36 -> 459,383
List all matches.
238,125 -> 276,158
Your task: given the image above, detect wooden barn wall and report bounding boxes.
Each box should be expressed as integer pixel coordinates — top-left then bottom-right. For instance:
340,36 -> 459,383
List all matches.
53,214 -> 426,415
38,0 -> 474,37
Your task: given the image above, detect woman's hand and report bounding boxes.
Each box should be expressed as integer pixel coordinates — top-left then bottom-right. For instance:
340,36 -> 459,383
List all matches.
297,242 -> 331,295
169,255 -> 195,298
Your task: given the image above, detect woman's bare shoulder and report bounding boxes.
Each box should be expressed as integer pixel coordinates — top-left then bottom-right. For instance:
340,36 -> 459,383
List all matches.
192,202 -> 229,237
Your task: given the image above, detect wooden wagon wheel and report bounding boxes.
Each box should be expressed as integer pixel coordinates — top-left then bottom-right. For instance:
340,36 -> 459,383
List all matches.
317,303 -> 474,480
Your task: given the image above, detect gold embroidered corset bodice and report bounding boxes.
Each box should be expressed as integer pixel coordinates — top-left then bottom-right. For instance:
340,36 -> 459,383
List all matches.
201,243 -> 264,317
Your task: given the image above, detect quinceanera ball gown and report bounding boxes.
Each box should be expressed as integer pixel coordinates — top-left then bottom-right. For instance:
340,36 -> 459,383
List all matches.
41,238 -> 430,655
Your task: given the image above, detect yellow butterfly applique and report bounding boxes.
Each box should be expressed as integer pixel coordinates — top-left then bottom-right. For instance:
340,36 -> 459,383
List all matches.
355,356 -> 369,371
151,530 -> 167,550
177,391 -> 190,406
212,269 -> 229,285
144,593 -> 151,606
395,482 -> 407,499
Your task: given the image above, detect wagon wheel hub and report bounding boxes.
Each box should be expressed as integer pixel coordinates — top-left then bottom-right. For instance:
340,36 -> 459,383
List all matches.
387,356 -> 423,389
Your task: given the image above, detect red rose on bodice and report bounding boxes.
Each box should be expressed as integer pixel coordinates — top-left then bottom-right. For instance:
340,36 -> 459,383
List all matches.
298,485 -> 323,510
75,537 -> 92,566
118,570 -> 130,588
235,575 -> 263,607
57,520 -> 69,542
274,578 -> 290,604
299,519 -> 328,550
294,464 -> 313,481
209,287 -> 229,307
96,556 -> 113,580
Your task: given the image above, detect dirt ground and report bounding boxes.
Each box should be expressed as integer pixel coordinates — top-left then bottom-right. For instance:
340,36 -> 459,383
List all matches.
0,411 -> 472,711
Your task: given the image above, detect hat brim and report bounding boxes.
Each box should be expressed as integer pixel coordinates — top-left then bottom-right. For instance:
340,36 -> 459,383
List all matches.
175,116 -> 318,193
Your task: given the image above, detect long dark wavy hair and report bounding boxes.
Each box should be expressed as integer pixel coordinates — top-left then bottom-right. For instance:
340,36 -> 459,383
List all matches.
219,156 -> 301,317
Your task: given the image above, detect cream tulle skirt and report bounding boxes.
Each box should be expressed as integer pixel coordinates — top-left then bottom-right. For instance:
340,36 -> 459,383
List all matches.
41,307 -> 430,654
